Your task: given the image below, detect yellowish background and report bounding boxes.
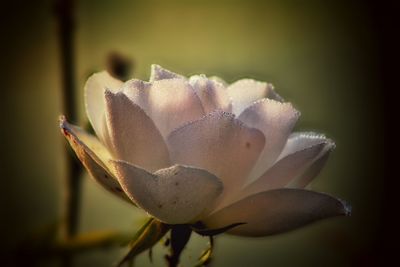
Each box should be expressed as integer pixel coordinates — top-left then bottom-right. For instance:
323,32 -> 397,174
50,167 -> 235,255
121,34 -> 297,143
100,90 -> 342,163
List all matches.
2,0 -> 383,266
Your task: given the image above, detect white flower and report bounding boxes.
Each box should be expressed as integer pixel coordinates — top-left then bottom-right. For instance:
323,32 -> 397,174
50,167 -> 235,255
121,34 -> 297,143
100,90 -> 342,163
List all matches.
60,64 -> 350,237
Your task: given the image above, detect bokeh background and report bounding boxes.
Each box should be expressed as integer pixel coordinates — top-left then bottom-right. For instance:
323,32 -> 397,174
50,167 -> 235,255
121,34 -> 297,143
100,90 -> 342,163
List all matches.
1,0 -> 388,266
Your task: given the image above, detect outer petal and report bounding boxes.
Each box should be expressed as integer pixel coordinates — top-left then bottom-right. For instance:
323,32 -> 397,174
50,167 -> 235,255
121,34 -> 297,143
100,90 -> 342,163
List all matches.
149,64 -> 185,82
84,71 -> 123,143
59,116 -> 130,202
189,75 -> 232,113
203,189 -> 351,237
104,90 -> 170,172
238,137 -> 333,199
227,79 -> 274,115
111,161 -> 223,224
122,78 -> 205,138
267,83 -> 285,102
289,139 -> 335,188
209,76 -> 228,87
167,111 -> 265,208
277,132 -> 333,160
238,99 -> 300,184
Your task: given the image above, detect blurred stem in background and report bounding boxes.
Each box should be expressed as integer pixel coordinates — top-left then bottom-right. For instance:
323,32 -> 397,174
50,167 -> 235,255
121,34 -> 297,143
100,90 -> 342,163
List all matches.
54,1 -> 138,266
55,0 -> 82,265
53,1 -> 196,266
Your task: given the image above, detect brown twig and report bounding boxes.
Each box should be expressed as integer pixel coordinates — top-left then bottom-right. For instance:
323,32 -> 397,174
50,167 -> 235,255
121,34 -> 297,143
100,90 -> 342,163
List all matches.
55,0 -> 82,266
14,230 -> 133,265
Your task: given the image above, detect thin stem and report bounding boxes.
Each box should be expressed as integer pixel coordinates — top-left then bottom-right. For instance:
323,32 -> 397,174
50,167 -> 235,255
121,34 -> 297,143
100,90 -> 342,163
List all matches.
55,0 -> 81,265
14,230 -> 134,265
56,0 -> 77,123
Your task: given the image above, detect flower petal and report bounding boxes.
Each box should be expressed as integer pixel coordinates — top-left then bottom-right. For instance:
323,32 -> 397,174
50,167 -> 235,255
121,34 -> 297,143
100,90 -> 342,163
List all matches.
149,64 -> 185,82
59,116 -> 130,202
238,99 -> 300,184
203,189 -> 351,237
84,71 -> 123,143
209,76 -> 228,87
122,78 -> 205,138
288,135 -> 335,188
111,161 -> 223,224
167,111 -> 265,207
277,132 -> 334,160
227,79 -> 274,115
104,91 -> 170,172
239,139 -> 332,199
267,83 -> 285,102
189,75 -> 232,113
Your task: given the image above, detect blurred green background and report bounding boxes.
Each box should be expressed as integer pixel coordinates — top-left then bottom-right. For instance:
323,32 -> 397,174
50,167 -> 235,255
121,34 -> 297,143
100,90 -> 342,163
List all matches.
1,0 -> 384,266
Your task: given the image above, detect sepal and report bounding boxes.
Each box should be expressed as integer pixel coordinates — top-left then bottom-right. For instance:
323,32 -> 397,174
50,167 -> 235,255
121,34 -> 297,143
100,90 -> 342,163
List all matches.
116,218 -> 170,267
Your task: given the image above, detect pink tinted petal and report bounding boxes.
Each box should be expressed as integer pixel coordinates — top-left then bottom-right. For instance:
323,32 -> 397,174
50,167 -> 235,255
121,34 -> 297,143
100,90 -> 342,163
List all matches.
149,64 -> 185,82
104,91 -> 170,172
122,78 -> 205,138
236,134 -> 334,201
84,71 -> 123,144
238,99 -> 300,184
59,117 -> 131,203
167,111 -> 265,208
277,132 -> 330,160
289,143 -> 334,188
209,76 -> 228,87
241,144 -> 325,196
227,79 -> 271,115
189,75 -> 232,113
112,161 -> 223,224
267,83 -> 285,102
203,188 -> 350,237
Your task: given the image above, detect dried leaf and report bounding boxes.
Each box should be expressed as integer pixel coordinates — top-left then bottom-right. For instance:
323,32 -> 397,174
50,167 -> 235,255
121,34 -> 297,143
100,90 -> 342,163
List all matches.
116,218 -> 170,267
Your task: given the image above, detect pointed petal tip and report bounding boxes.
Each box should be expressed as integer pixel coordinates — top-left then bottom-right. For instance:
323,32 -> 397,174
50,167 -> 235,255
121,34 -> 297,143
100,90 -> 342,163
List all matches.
150,64 -> 160,76
149,64 -> 184,82
58,115 -> 66,127
339,198 -> 352,216
104,87 -> 112,96
320,192 -> 351,217
59,115 -> 71,136
103,87 -> 121,98
267,83 -> 285,102
204,189 -> 351,237
327,139 -> 336,150
317,136 -> 336,151
103,87 -> 123,104
150,63 -> 161,70
57,117 -> 132,203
